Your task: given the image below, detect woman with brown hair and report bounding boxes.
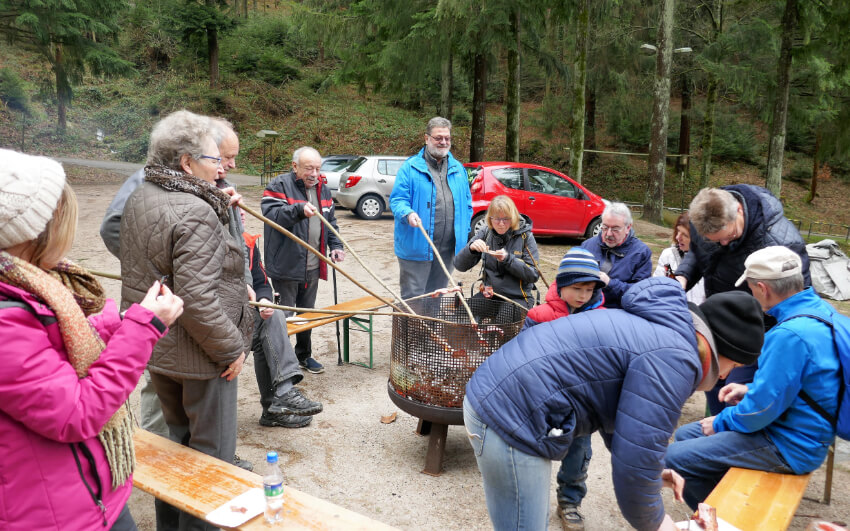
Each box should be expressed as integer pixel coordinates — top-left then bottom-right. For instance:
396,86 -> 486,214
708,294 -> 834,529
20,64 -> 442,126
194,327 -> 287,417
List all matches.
654,211 -> 706,304
454,195 -> 540,309
0,149 -> 183,530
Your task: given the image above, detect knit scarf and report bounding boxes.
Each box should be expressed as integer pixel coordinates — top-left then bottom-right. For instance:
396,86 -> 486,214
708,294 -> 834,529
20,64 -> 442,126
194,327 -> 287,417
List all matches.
0,251 -> 135,488
144,164 -> 231,225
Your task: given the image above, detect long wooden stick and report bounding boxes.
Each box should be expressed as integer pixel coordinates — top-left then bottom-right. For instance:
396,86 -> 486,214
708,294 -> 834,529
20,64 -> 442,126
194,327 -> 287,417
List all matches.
414,223 -> 476,325
241,204 -> 403,314
250,300 -> 459,326
312,210 -> 415,314
524,241 -> 550,289
489,290 -> 530,311
87,269 -> 121,281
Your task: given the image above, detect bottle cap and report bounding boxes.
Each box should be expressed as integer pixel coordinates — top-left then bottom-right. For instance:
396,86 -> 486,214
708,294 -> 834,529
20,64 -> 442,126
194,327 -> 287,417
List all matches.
266,451 -> 278,463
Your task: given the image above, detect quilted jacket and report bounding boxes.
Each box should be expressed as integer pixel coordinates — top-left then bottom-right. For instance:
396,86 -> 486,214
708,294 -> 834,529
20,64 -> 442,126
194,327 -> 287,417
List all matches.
677,184 -> 811,297
120,180 -> 251,379
580,229 -> 652,308
465,277 -> 702,531
0,282 -> 165,530
453,214 -> 539,305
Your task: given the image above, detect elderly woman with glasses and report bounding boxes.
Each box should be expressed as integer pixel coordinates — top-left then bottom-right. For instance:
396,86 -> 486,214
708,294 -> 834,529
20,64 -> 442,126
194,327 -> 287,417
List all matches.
119,110 -> 253,530
454,195 -> 539,309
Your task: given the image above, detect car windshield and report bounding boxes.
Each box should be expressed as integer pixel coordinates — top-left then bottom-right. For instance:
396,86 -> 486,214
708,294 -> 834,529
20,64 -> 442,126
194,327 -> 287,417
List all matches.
345,157 -> 368,172
322,159 -> 353,172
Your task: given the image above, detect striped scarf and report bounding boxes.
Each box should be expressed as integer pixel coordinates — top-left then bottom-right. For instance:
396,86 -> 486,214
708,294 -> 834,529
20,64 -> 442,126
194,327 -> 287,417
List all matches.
0,251 -> 135,488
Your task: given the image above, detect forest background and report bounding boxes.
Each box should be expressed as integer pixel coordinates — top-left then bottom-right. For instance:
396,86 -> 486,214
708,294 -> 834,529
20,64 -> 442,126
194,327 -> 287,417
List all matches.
1,0 -> 850,232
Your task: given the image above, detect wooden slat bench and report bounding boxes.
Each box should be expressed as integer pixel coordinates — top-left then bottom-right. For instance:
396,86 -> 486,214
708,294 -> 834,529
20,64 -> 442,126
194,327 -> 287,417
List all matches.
285,296 -> 383,368
132,429 -> 398,530
702,467 -> 811,531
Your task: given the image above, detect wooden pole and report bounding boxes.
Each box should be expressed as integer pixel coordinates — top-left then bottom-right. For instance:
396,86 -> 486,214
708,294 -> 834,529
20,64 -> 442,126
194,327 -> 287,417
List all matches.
414,223 -> 476,325
250,300 -> 459,326
241,204 -> 403,314
312,210 -> 415,314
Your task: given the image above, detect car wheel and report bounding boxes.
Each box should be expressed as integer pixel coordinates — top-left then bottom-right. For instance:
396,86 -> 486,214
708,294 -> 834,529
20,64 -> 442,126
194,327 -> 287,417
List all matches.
355,194 -> 385,220
584,218 -> 602,239
469,213 -> 486,239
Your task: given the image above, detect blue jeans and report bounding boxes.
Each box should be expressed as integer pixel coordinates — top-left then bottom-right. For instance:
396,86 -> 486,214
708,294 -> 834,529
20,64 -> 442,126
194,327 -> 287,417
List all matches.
556,434 -> 592,507
463,398 -> 552,530
665,422 -> 794,510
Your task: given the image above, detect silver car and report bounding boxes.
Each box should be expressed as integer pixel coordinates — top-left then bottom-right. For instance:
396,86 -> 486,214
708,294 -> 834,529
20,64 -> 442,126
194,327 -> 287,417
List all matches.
336,155 -> 408,219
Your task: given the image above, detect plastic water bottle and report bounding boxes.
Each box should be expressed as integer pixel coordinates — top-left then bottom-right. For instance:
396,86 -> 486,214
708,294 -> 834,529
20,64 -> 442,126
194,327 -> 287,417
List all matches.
263,451 -> 284,524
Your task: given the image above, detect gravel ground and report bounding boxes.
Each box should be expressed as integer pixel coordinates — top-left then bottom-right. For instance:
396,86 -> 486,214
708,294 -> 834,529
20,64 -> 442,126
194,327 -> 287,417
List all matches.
67,171 -> 850,531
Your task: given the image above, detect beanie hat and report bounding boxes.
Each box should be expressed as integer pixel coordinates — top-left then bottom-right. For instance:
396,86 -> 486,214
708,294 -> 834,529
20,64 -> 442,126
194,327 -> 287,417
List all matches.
556,247 -> 606,291
0,149 -> 66,248
697,291 -> 764,365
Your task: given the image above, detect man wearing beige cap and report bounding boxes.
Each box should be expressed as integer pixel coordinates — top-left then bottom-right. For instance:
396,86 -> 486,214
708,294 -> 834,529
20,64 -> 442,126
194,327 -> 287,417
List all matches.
666,245 -> 841,510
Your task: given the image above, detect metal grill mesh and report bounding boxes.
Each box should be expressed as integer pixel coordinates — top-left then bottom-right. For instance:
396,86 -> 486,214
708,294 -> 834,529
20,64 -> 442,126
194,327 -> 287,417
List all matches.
389,297 -> 525,408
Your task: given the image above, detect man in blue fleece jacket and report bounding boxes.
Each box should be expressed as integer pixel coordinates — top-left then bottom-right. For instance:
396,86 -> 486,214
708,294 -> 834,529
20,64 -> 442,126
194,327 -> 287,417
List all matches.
666,246 -> 840,509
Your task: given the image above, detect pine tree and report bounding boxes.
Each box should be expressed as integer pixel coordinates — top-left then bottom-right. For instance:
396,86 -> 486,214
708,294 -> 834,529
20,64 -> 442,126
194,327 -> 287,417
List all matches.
0,0 -> 133,133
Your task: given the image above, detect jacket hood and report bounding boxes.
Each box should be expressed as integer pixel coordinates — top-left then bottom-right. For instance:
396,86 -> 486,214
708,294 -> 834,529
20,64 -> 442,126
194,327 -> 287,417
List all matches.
621,277 -> 697,351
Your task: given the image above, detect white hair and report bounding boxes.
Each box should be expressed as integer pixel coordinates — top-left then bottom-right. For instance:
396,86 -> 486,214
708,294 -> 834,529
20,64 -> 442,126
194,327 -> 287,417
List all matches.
602,202 -> 633,225
426,117 -> 452,134
292,146 -> 321,164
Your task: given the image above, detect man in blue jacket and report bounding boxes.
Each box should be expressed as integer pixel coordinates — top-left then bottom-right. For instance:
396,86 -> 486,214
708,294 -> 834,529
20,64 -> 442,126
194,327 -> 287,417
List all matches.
666,246 -> 840,510
389,117 -> 472,300
464,278 -> 766,531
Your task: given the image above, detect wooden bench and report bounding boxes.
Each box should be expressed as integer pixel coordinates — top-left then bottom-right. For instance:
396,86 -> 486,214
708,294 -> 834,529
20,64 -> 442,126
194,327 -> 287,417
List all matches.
286,296 -> 383,368
702,467 -> 811,530
132,429 -> 398,530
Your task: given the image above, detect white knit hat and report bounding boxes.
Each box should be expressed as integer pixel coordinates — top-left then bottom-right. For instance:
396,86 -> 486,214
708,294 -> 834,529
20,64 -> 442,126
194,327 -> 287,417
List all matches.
0,148 -> 66,248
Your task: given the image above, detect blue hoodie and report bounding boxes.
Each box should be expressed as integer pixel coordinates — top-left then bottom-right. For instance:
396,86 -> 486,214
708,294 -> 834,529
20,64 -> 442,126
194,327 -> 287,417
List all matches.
465,277 -> 702,531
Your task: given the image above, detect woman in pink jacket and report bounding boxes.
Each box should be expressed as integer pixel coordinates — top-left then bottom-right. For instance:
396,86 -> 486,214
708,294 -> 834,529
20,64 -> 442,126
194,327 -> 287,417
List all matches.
0,149 -> 183,530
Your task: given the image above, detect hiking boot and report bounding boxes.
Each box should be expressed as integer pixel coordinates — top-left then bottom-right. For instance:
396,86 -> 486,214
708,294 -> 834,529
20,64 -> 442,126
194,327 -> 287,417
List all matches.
268,387 -> 323,416
299,357 -> 325,374
260,411 -> 313,429
233,454 -> 253,472
557,504 -> 584,531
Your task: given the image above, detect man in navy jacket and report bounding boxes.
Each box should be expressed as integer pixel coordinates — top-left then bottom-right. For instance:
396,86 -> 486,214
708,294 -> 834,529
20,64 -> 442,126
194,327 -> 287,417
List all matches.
464,279 -> 766,531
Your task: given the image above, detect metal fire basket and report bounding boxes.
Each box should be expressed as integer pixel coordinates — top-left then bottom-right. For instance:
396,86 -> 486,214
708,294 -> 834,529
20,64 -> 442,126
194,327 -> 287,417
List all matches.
388,296 -> 525,475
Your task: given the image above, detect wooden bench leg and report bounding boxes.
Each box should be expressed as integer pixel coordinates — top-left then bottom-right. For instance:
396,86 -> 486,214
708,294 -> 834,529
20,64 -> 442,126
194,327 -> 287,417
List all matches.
421,423 -> 449,477
824,443 -> 835,505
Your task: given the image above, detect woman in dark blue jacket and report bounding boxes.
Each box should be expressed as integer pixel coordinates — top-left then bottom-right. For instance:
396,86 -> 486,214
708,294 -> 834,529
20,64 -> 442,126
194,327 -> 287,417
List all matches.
463,279 -> 765,530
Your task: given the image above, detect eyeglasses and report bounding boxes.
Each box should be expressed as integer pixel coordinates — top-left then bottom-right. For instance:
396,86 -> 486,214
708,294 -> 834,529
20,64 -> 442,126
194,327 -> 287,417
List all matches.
491,217 -> 511,224
600,224 -> 625,234
297,164 -> 321,173
427,134 -> 451,144
199,155 -> 222,166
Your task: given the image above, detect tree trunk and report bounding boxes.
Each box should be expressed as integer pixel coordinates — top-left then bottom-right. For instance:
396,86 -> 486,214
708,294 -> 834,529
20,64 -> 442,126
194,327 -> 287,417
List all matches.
644,0 -> 676,224
807,130 -> 821,203
242,0 -> 247,17
569,0 -> 590,183
699,0 -> 723,189
505,9 -> 521,162
765,0 -> 797,197
55,46 -> 67,134
440,52 -> 453,121
208,26 -> 219,88
470,53 -> 488,163
676,73 -> 691,173
584,84 -> 597,165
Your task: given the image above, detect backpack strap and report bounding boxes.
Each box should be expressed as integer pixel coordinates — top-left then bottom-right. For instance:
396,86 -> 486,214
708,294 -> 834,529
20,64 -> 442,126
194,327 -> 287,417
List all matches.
781,313 -> 838,427
0,298 -> 58,326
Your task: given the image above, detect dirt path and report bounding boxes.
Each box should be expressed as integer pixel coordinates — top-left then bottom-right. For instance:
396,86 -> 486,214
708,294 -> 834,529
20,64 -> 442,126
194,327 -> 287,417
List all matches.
68,173 -> 849,531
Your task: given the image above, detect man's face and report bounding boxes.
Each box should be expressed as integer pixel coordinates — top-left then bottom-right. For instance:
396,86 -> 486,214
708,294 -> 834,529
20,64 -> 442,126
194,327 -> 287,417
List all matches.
293,151 -> 322,188
424,126 -> 451,160
217,131 -> 239,179
600,213 -> 630,247
703,205 -> 743,246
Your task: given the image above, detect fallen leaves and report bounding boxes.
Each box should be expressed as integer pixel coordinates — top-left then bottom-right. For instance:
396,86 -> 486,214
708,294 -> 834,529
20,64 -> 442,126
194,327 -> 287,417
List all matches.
381,412 -> 397,424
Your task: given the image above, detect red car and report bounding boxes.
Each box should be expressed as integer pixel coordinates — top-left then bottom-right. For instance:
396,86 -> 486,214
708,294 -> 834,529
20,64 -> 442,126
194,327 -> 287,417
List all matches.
465,161 -> 606,239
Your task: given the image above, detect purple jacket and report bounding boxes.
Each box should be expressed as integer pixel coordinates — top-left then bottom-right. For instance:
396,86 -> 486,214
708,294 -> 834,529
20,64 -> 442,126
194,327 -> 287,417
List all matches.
0,281 -> 166,530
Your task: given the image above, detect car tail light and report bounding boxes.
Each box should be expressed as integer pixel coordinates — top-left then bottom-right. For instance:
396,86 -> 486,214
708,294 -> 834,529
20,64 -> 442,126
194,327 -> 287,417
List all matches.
344,175 -> 362,188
